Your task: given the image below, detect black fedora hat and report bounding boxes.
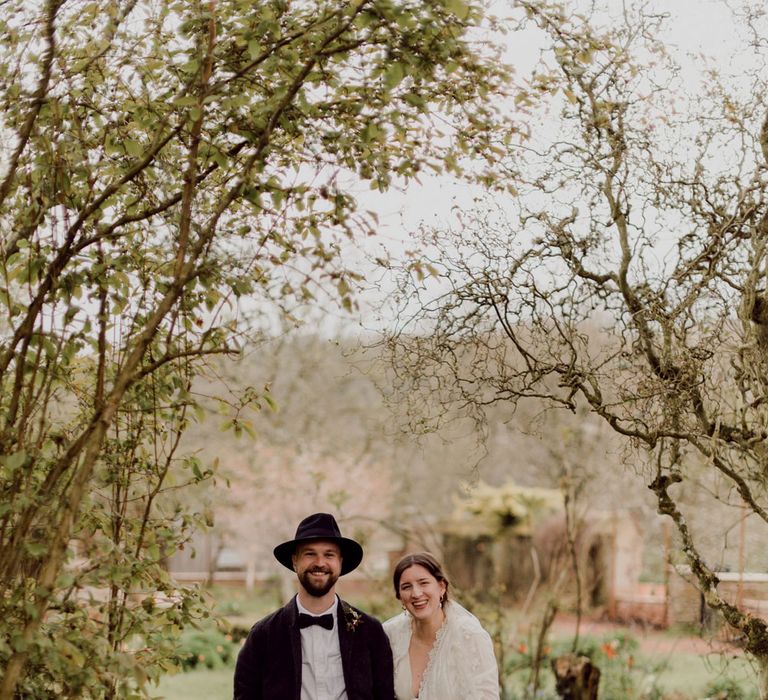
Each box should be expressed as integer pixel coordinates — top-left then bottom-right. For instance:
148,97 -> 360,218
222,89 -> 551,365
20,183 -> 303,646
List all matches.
273,513 -> 363,575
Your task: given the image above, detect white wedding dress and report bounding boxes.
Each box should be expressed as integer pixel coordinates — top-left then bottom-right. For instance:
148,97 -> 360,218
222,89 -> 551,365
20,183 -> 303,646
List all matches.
383,600 -> 500,700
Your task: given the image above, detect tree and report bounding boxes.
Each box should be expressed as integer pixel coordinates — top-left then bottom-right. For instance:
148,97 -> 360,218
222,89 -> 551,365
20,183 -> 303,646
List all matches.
383,1 -> 768,695
188,333 -> 499,588
0,0 -> 512,696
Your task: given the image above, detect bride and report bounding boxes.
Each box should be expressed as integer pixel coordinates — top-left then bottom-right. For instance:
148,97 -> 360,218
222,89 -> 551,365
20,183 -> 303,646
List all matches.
382,552 -> 500,699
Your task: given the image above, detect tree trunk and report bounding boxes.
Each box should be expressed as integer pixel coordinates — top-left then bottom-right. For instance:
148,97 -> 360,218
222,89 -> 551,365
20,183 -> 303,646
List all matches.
551,654 -> 601,700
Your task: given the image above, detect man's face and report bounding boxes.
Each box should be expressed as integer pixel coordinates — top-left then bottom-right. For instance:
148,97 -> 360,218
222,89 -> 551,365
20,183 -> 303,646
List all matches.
293,540 -> 343,597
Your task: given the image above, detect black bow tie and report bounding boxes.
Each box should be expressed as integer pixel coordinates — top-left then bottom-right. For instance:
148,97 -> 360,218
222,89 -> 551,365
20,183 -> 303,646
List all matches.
298,613 -> 334,630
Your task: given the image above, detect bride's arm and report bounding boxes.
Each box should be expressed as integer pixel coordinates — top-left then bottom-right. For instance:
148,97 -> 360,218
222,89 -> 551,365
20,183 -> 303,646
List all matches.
458,625 -> 500,699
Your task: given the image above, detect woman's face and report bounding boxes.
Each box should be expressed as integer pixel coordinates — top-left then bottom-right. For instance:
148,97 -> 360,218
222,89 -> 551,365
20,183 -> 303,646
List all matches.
397,563 -> 446,622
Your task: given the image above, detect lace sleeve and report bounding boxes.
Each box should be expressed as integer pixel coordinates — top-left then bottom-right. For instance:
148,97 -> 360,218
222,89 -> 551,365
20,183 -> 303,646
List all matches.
383,612 -> 411,662
438,603 -> 500,700
383,613 -> 414,700
457,624 -> 500,699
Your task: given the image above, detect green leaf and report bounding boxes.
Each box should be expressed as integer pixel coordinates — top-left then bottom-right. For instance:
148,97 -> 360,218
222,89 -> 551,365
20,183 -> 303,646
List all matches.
445,0 -> 470,20
180,58 -> 200,74
248,39 -> 262,59
384,62 -> 405,90
104,136 -> 122,156
243,187 -> 262,208
174,95 -> 198,107
263,393 -> 278,412
124,139 -> 142,157
25,542 -> 47,558
56,572 -> 76,588
362,122 -> 380,142
3,450 -> 26,472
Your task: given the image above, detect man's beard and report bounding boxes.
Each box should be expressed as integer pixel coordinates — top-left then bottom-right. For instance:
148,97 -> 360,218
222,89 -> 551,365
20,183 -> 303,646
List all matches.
298,568 -> 339,597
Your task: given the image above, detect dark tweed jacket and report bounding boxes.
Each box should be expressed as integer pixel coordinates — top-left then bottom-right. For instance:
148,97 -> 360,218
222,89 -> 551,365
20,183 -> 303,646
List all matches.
233,596 -> 394,700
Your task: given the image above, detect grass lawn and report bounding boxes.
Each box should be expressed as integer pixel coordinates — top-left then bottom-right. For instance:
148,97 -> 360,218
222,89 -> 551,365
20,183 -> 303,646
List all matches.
655,651 -> 756,696
153,588 -> 758,699
152,653 -> 757,700
505,650 -> 756,699
152,666 -> 233,700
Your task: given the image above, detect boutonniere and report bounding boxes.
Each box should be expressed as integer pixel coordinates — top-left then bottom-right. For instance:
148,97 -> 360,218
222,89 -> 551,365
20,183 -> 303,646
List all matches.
341,602 -> 363,632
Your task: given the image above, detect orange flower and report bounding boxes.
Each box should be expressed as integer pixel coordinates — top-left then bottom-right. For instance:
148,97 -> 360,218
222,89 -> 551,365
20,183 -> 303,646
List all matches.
600,642 -> 616,659
517,642 -> 528,654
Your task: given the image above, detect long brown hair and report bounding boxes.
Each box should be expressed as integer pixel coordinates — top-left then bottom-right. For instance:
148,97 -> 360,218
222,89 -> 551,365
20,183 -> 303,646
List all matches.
392,552 -> 450,601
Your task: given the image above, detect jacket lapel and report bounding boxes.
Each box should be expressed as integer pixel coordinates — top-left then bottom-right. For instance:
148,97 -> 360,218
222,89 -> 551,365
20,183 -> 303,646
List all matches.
286,598 -> 303,700
337,598 -> 355,693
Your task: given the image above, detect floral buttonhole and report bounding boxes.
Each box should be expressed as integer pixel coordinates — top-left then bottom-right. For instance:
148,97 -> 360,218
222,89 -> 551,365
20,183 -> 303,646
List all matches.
342,602 -> 363,632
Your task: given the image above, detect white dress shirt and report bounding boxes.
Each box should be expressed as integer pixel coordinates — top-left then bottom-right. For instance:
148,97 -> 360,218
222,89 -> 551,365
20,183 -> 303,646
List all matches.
296,595 -> 348,700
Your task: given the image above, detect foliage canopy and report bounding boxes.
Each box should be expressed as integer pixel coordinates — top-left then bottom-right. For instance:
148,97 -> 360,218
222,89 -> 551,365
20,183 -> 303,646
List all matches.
0,0 -> 511,696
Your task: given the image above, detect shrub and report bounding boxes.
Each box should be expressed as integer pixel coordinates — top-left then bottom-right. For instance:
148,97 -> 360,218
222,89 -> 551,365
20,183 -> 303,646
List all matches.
229,623 -> 251,644
176,628 -> 237,671
503,632 -> 665,700
704,676 -> 758,700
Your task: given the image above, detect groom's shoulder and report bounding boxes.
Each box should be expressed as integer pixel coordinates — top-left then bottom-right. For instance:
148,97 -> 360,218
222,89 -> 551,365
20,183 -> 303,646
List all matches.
338,599 -> 386,633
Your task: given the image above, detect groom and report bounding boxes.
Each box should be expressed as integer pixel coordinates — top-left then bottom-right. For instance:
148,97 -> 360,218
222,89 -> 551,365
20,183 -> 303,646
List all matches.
233,513 -> 394,699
